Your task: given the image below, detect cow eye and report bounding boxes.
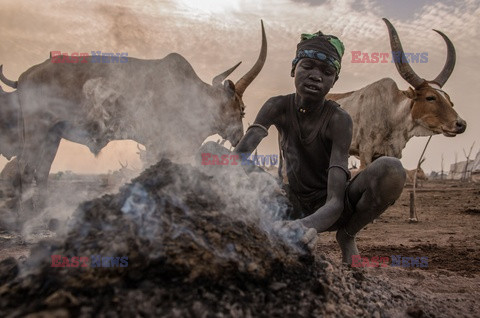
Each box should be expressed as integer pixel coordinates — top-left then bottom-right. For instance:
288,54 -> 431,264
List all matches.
426,96 -> 436,101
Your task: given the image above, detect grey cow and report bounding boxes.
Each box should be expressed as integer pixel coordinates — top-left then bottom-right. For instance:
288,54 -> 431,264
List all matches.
0,21 -> 267,214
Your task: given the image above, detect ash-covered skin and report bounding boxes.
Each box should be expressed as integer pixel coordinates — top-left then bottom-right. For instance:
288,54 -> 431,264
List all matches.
0,159 -> 440,317
234,33 -> 406,265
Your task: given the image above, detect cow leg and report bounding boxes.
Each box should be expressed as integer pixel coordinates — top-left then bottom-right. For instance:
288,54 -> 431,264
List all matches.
335,157 -> 406,264
7,157 -> 31,222
359,158 -> 367,170
15,123 -> 59,221
359,150 -> 372,170
14,154 -> 36,223
33,133 -> 61,212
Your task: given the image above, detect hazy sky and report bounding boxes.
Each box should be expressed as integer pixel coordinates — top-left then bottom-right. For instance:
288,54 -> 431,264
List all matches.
0,0 -> 479,174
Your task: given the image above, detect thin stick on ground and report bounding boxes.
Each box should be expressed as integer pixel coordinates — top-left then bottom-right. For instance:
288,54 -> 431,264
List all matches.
462,141 -> 476,181
410,136 -> 432,222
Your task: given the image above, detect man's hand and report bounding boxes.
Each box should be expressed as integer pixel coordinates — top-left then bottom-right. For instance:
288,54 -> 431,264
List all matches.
273,220 -> 318,252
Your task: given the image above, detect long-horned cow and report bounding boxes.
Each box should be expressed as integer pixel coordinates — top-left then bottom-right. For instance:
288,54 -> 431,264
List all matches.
327,19 -> 466,169
405,158 -> 427,186
0,21 -> 267,212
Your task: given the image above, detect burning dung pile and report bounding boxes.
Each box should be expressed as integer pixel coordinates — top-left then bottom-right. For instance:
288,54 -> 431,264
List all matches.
0,159 -> 442,317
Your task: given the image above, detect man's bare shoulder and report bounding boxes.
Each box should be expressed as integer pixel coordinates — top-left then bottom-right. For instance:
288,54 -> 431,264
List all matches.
263,94 -> 293,110
328,100 -> 352,127
324,100 -> 353,143
255,94 -> 293,126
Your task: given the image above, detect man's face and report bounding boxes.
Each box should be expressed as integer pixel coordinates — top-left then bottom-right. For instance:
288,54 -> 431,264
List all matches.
294,58 -> 337,100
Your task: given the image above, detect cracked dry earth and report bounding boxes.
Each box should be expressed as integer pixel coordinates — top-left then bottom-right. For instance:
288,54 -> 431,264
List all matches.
0,160 -> 478,317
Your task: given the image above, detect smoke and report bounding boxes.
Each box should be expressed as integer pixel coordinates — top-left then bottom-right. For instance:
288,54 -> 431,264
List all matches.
0,53 -> 242,243
96,4 -> 153,55
0,10 -> 289,278
20,168 -> 142,242
188,141 -> 309,250
21,144 -> 303,276
1,71 -> 308,293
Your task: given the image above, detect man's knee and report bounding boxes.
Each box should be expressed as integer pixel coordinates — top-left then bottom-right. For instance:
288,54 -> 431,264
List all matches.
370,157 -> 406,185
367,157 -> 405,203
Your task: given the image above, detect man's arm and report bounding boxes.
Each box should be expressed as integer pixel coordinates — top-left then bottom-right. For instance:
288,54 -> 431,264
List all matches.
300,110 -> 353,232
234,96 -> 282,156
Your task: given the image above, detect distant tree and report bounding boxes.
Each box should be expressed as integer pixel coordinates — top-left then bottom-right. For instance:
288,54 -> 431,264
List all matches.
452,152 -> 458,180
462,142 -> 476,181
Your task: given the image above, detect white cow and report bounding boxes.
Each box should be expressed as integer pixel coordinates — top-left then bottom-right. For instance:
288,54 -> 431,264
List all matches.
327,19 -> 466,169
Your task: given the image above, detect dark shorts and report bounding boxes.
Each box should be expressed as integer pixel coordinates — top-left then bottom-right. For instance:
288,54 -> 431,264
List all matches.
283,173 -> 360,231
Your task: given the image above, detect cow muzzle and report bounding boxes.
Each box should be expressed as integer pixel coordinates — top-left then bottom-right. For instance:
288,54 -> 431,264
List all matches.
228,134 -> 242,147
227,129 -> 244,147
442,118 -> 466,136
221,122 -> 244,148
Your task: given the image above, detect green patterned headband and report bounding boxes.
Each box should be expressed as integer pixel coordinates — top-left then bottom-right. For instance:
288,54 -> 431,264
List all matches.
300,32 -> 345,58
292,31 -> 345,76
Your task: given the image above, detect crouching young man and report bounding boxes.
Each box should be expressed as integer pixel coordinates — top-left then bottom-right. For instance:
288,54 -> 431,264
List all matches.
233,31 -> 406,264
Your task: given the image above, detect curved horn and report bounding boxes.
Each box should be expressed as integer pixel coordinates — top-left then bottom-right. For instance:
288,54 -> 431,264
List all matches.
0,65 -> 18,89
235,20 -> 267,97
432,30 -> 456,88
383,18 -> 424,89
212,62 -> 242,86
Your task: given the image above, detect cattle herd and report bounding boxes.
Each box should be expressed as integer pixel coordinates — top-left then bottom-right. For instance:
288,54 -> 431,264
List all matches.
0,19 -> 466,225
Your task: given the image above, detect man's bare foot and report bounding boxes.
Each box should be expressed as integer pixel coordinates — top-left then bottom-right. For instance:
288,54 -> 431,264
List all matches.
336,228 -> 359,265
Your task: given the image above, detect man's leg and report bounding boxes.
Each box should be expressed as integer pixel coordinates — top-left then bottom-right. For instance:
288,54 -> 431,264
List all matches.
336,157 -> 406,264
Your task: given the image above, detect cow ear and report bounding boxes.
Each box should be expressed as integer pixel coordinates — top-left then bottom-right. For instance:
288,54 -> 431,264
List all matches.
223,80 -> 235,97
403,87 -> 416,99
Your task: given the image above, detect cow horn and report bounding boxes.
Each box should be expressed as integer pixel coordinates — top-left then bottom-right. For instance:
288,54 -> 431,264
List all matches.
0,65 -> 18,89
383,18 -> 424,89
432,30 -> 456,88
212,61 -> 242,86
235,19 -> 267,97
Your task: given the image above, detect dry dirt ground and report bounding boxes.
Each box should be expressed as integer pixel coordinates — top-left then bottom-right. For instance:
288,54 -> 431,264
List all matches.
319,180 -> 480,316
0,167 -> 479,317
